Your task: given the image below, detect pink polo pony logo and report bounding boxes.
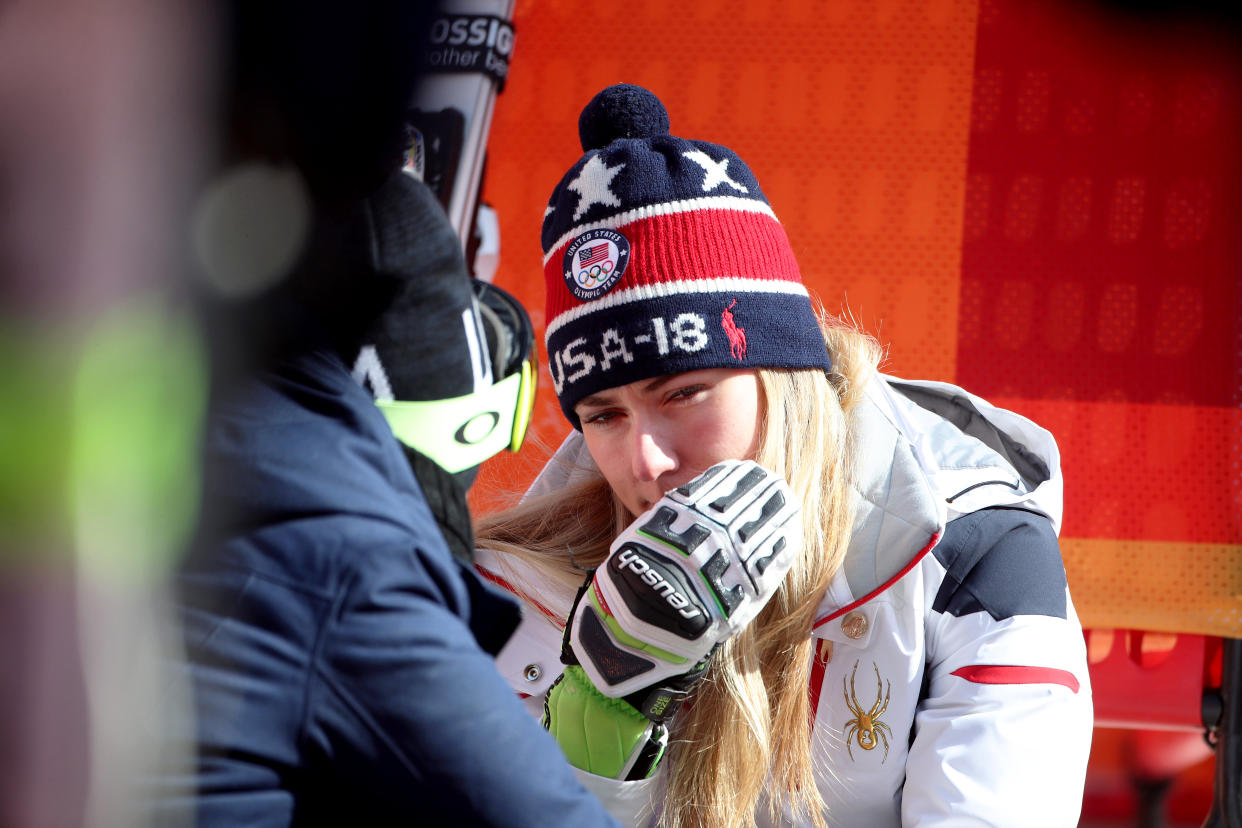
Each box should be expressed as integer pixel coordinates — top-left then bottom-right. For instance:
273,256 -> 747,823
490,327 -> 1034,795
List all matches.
721,299 -> 747,361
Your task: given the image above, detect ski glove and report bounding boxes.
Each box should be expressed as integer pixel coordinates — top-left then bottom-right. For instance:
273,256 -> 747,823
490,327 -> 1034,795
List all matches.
545,459 -> 800,779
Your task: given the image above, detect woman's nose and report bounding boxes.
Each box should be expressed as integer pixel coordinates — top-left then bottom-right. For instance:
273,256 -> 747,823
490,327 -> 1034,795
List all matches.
631,427 -> 677,482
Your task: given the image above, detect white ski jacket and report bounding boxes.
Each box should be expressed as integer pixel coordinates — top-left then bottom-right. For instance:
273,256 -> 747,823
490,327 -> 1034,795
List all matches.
476,375 -> 1093,826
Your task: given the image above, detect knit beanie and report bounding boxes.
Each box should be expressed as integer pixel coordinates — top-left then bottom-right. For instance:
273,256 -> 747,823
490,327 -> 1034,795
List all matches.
541,84 -> 831,429
348,170 -> 491,406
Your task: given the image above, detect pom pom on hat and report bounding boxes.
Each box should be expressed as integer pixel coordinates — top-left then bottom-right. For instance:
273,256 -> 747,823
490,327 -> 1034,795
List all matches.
578,83 -> 670,151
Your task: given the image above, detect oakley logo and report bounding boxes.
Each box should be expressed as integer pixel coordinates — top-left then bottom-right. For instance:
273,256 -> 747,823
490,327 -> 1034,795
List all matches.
455,411 -> 500,445
615,547 -> 703,620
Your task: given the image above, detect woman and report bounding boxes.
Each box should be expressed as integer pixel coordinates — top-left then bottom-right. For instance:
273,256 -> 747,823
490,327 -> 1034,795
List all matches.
476,84 -> 1092,828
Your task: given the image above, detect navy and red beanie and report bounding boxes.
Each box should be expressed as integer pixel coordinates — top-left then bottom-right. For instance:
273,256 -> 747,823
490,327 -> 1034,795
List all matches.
541,84 -> 831,429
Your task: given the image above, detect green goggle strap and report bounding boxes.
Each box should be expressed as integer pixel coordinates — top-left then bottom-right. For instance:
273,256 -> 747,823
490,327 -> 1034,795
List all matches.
376,356 -> 536,474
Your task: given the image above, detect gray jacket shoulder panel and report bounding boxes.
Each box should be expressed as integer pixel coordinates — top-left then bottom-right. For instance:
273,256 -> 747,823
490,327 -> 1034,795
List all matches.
931,507 -> 1069,621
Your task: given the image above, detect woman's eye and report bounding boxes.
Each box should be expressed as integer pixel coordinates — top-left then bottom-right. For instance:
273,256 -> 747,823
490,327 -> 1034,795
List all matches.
669,384 -> 705,402
582,410 -> 618,425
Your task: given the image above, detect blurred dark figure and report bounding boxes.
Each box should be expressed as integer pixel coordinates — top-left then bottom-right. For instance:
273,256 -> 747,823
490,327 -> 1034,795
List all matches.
0,0 -> 615,825
144,1 -> 619,826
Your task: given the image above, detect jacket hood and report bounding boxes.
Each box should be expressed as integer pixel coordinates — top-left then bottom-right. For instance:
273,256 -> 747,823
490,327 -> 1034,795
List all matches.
825,376 -> 1062,617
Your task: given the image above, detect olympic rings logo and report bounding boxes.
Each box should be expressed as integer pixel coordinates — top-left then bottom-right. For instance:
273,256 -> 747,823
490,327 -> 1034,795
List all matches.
575,259 -> 614,287
562,229 -> 629,299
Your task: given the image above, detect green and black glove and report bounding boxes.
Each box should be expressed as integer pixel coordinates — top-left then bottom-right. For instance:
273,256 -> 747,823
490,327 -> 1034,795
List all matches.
544,459 -> 801,780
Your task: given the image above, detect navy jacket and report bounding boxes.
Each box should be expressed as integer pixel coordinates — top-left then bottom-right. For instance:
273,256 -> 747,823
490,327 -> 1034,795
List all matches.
153,346 -> 617,826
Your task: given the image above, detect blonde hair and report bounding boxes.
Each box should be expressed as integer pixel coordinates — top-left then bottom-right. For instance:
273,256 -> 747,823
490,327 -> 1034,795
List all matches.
476,315 -> 883,828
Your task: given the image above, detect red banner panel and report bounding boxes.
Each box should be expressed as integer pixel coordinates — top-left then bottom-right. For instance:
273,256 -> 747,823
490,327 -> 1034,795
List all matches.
958,0 -> 1242,411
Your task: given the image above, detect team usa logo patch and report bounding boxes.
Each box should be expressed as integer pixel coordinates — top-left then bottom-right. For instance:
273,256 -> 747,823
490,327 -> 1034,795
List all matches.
563,229 -> 630,301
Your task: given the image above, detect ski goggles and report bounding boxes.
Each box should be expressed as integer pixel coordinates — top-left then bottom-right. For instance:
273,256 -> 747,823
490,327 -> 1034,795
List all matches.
377,280 -> 538,474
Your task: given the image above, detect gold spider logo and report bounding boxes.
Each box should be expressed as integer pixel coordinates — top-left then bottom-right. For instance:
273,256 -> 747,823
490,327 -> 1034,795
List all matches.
843,660 -> 892,762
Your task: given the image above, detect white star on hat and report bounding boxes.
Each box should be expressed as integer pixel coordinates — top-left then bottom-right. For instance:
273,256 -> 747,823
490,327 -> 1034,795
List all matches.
683,149 -> 748,193
567,154 -> 624,221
